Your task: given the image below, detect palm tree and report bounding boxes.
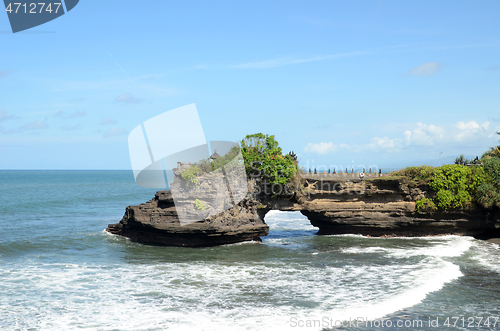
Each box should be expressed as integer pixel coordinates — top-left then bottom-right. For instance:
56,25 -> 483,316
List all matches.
483,132 -> 500,159
486,146 -> 500,158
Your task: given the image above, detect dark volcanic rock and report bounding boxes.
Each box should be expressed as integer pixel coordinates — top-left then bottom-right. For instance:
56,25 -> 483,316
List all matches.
106,190 -> 269,247
107,174 -> 500,247
299,176 -> 500,239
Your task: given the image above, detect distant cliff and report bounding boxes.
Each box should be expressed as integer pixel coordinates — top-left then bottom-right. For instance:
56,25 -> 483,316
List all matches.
107,175 -> 500,246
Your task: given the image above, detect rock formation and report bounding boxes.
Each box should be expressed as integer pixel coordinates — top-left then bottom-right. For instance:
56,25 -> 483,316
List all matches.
107,174 -> 500,246
107,159 -> 269,247
106,190 -> 269,247
298,176 -> 500,238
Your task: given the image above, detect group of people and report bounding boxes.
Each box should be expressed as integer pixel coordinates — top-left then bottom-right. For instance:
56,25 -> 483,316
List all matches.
307,168 -> 380,175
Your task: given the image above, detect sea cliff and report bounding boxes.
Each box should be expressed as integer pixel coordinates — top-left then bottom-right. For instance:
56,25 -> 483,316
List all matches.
297,175 -> 500,238
107,175 -> 500,246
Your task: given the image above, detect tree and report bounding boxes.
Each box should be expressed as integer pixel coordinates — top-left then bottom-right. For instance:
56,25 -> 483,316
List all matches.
476,157 -> 500,209
240,133 -> 298,188
482,132 -> 500,159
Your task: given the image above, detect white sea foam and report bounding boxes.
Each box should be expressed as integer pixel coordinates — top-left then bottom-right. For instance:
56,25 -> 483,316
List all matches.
329,234 -> 366,238
101,228 -> 116,236
220,240 -> 261,247
324,261 -> 462,322
0,216 -> 473,331
341,246 -> 388,254
264,211 -> 317,231
0,253 -> 463,331
341,236 -> 474,259
469,240 -> 500,274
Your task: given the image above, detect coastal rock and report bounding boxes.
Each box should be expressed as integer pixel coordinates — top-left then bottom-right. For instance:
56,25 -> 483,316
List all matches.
299,176 -> 500,238
107,189 -> 269,247
107,175 -> 500,247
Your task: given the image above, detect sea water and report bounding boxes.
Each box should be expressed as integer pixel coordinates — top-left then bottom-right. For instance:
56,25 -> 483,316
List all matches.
0,171 -> 499,330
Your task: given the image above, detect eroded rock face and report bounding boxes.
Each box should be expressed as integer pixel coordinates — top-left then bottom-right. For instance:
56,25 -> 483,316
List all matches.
299,176 -> 500,238
107,190 -> 269,247
107,175 -> 500,247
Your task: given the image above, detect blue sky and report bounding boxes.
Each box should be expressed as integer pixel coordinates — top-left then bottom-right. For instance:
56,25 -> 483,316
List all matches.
1,0 -> 499,170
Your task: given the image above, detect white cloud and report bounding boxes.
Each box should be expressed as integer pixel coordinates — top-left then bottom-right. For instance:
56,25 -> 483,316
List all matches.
103,127 -> 128,137
405,62 -> 441,77
21,120 -> 48,130
455,120 -> 489,141
304,142 -> 348,155
100,117 -> 117,125
306,120 -> 493,156
379,120 -> 493,152
114,93 -> 144,104
370,136 -> 396,149
404,122 -> 445,146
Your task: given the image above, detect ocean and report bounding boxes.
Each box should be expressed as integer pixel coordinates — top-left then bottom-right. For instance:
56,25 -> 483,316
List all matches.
1,170 -> 499,330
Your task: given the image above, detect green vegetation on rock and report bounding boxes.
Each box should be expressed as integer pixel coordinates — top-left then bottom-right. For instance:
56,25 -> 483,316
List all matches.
476,157 -> 500,208
429,164 -> 485,209
393,165 -> 435,183
212,146 -> 241,171
482,132 -> 500,159
194,199 -> 206,210
176,134 -> 298,197
190,146 -> 242,175
181,164 -> 201,187
403,132 -> 500,212
415,197 -> 437,213
240,133 -> 298,188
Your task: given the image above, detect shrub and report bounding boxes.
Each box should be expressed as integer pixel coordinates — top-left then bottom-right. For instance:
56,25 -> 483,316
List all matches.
476,157 -> 500,209
483,156 -> 500,182
415,197 -> 437,212
429,164 -> 486,210
240,133 -> 298,189
434,190 -> 454,209
194,199 -> 206,210
198,158 -> 214,173
181,165 -> 201,187
476,182 -> 500,208
212,146 -> 241,171
179,146 -> 242,187
394,165 -> 435,182
483,146 -> 500,159
482,132 -> 500,159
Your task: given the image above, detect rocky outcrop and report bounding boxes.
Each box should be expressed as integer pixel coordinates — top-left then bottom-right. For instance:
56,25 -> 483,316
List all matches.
107,175 -> 500,246
298,176 -> 500,239
107,190 -> 268,247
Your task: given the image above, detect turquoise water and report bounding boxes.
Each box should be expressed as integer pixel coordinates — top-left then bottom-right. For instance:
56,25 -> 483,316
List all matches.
0,171 -> 499,330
